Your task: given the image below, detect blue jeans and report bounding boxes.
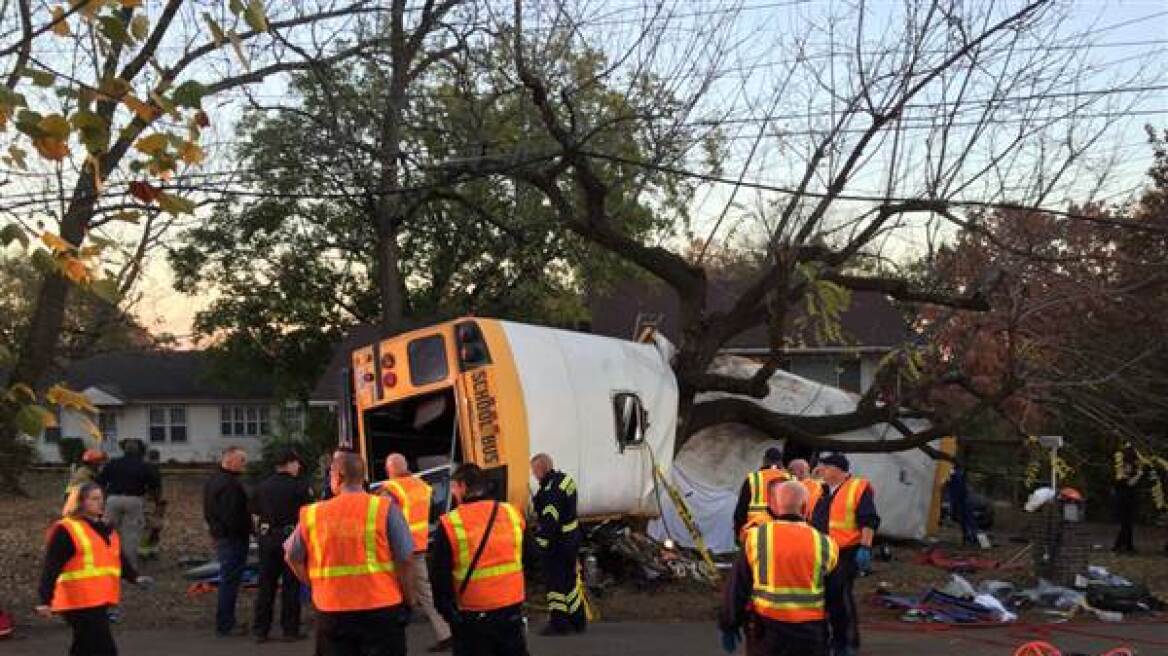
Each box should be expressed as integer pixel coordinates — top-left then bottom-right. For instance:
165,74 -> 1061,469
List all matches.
215,538 -> 249,635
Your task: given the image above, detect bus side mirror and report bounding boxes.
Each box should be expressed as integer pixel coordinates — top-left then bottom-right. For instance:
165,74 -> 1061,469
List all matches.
614,393 -> 647,453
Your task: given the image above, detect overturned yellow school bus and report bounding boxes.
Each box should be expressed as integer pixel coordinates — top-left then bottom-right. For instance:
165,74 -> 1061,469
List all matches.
339,318 -> 679,517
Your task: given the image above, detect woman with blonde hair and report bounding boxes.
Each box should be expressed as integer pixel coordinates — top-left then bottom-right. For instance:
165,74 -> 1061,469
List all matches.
37,482 -> 151,655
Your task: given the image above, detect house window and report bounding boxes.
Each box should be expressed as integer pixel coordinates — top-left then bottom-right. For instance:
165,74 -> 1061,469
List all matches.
149,406 -> 187,443
98,410 -> 118,440
282,404 -> 305,436
221,405 -> 272,438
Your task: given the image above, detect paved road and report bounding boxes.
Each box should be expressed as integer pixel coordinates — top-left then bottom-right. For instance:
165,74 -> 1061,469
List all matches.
4,619 -> 1166,655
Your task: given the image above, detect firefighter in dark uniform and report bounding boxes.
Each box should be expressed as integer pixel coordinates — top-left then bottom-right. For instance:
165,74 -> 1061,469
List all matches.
530,453 -> 586,636
250,447 -> 312,642
811,453 -> 879,656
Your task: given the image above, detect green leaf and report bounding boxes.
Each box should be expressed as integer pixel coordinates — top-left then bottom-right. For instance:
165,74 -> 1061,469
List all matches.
14,404 -> 56,436
30,248 -> 56,273
15,110 -> 45,137
90,278 -> 121,303
229,0 -> 246,14
171,80 -> 207,109
98,14 -> 129,45
243,0 -> 269,32
202,12 -> 225,46
6,146 -> 28,170
130,14 -> 149,41
24,69 -> 55,87
157,192 -> 196,215
0,87 -> 26,111
1,223 -> 29,247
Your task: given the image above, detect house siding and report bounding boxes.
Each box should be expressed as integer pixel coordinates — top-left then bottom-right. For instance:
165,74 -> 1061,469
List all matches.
36,401 -> 277,464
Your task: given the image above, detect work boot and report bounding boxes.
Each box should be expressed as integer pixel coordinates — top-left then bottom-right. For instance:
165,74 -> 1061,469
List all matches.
426,637 -> 453,652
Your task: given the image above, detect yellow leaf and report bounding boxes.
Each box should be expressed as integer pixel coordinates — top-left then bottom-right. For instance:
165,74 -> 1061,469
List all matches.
39,113 -> 70,139
134,132 -> 169,155
79,415 -> 101,440
47,384 -> 98,414
8,383 -> 37,403
34,405 -> 59,429
51,7 -> 72,36
130,14 -> 148,40
178,140 -> 204,165
69,0 -> 102,20
40,232 -> 73,253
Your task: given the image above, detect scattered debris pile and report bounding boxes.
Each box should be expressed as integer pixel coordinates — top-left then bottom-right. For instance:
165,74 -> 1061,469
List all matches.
583,522 -> 721,590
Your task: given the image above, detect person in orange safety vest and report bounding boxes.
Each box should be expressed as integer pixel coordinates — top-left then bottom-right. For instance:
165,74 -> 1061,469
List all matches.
734,447 -> 792,541
788,459 -> 824,520
432,463 -> 530,656
720,479 -> 839,656
810,453 -> 880,656
285,450 -> 416,656
380,452 -> 451,652
37,482 -> 153,656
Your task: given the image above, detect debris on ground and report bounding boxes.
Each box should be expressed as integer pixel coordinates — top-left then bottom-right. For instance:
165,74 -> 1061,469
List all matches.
913,546 -> 1028,573
583,522 -> 720,588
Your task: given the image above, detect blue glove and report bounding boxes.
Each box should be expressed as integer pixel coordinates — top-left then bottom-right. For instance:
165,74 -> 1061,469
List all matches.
855,546 -> 872,572
720,628 -> 741,653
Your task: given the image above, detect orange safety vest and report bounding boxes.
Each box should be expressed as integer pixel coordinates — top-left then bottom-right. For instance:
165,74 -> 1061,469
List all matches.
439,500 -> 525,612
827,476 -> 871,548
51,519 -> 121,612
744,520 -> 838,623
301,493 -> 403,612
382,475 -> 433,553
745,468 -> 791,527
800,478 -> 824,520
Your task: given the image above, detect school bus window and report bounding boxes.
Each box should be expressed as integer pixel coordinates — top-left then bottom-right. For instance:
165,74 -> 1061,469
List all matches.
408,335 -> 449,386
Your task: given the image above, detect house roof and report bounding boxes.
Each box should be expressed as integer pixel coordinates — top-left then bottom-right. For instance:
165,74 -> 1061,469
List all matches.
62,350 -> 275,402
587,277 -> 907,350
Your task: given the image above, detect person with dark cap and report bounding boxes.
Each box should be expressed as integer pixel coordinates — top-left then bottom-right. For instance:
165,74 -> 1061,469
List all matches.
250,447 -> 313,643
1112,442 -> 1143,554
733,447 -> 791,541
811,453 -> 879,656
97,438 -> 161,572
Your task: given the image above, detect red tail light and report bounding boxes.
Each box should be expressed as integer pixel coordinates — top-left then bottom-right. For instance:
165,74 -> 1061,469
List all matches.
382,372 -> 398,388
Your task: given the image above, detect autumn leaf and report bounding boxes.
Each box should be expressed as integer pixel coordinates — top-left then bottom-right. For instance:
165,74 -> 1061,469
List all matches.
134,132 -> 169,155
1,223 -> 29,248
32,136 -> 70,160
129,180 -> 160,203
15,404 -> 57,435
123,94 -> 159,121
244,0 -> 269,32
130,14 -> 149,41
62,257 -> 93,283
194,110 -> 210,128
41,232 -> 73,253
112,210 -> 141,223
120,0 -> 144,8
157,191 -> 196,215
51,7 -> 72,36
7,382 -> 37,404
228,30 -> 250,71
69,0 -> 103,19
178,140 -> 205,165
7,145 -> 28,169
47,385 -> 98,413
202,12 -> 225,47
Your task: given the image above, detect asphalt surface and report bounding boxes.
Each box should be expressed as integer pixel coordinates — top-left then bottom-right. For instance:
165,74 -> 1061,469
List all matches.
4,619 -> 1167,655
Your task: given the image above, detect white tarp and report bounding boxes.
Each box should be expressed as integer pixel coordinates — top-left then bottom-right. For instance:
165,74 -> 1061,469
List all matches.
650,357 -> 940,553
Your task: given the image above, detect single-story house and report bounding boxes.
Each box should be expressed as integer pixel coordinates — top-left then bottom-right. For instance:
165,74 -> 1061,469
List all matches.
34,350 -> 300,464
587,278 -> 908,394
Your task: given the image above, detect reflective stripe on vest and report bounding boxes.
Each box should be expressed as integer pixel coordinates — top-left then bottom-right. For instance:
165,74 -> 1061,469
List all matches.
302,494 -> 402,612
827,477 -> 869,548
52,519 -> 121,612
748,469 -> 790,512
385,476 -> 432,553
745,520 -> 835,622
441,500 -> 525,611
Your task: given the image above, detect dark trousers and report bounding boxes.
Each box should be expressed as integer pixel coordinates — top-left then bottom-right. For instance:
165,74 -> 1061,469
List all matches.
315,606 -> 407,656
745,616 -> 826,656
252,534 -> 300,637
541,536 -> 585,631
1113,488 -> 1137,552
63,606 -> 117,656
214,537 -> 249,634
826,546 -> 860,652
452,605 -> 529,656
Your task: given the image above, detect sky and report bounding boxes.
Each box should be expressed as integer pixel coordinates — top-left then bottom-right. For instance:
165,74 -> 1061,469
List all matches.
7,0 -> 1167,342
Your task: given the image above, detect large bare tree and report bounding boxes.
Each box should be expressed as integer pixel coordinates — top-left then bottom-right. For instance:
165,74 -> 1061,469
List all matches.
465,0 -> 1166,456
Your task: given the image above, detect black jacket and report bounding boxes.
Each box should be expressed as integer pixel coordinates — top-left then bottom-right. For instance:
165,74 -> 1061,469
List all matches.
40,517 -> 139,606
96,454 -> 161,498
532,469 -> 579,549
251,472 -> 313,531
203,467 -> 251,540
